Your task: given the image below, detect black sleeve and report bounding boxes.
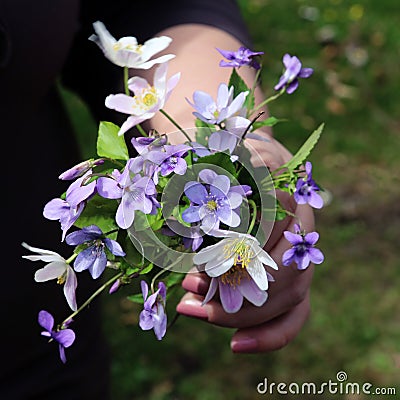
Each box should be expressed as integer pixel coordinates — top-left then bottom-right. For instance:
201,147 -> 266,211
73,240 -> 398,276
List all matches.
61,0 -> 253,122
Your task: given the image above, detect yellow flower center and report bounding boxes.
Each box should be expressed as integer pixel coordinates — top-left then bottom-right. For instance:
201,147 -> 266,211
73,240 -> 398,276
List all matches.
134,87 -> 158,111
221,239 -> 254,286
113,43 -> 143,53
207,200 -> 218,211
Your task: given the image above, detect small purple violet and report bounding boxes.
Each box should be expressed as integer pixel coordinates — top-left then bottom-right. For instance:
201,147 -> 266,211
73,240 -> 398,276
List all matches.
274,53 -> 314,94
65,225 -> 126,279
38,310 -> 75,364
139,280 -> 167,340
294,161 -> 323,209
282,224 -> 324,270
43,170 -> 97,240
182,169 -> 249,232
216,46 -> 264,70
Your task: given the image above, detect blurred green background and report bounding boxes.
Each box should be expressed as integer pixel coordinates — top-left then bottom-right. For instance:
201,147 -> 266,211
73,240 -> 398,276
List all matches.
62,0 -> 400,399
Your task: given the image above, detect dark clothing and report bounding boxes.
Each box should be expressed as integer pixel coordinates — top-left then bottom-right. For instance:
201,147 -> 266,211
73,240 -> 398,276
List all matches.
0,1 -> 250,398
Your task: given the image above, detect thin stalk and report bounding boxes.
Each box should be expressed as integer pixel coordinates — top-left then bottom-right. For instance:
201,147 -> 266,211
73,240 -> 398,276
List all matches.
160,109 -> 192,142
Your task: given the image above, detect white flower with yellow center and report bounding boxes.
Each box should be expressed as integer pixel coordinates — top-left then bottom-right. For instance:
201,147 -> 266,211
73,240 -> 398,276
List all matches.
89,21 -> 175,69
193,230 -> 278,313
105,62 -> 180,135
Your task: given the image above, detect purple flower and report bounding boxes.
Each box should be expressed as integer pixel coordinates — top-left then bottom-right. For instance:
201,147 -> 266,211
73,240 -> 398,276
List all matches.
43,170 -> 97,240
38,310 -> 75,364
181,169 -> 248,232
145,144 -> 192,179
294,161 -> 323,209
274,53 -> 314,94
216,46 -> 264,70
163,219 -> 204,252
193,230 -> 277,313
65,225 -> 126,279
97,160 -> 160,229
282,224 -> 324,270
59,159 -> 104,180
139,281 -> 167,340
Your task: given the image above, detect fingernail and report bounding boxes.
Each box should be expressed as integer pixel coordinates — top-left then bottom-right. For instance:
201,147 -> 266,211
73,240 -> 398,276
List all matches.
176,298 -> 208,320
231,337 -> 258,353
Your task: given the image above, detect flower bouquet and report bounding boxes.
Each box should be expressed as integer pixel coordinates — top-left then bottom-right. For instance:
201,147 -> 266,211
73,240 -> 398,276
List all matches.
22,21 -> 325,363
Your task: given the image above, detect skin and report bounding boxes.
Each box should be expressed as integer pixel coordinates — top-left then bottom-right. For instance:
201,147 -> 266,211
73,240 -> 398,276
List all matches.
136,24 -> 316,353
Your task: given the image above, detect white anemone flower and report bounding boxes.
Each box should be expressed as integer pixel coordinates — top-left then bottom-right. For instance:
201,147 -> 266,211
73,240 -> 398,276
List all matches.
192,230 -> 278,313
105,62 -> 180,135
89,21 -> 175,69
22,243 -> 77,311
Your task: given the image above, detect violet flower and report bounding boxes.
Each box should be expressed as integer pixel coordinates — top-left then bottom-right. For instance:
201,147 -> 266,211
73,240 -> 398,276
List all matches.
274,53 -> 314,94
65,225 -> 126,279
182,169 -> 249,232
43,170 -> 96,240
193,230 -> 277,313
216,46 -> 264,70
38,310 -> 75,364
97,160 -> 160,229
58,159 -> 104,181
139,281 -> 167,340
294,161 -> 323,209
282,224 -> 324,270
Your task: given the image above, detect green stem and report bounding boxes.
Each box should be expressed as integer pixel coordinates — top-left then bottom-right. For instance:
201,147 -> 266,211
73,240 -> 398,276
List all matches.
65,253 -> 78,265
247,199 -> 258,235
136,124 -> 148,137
123,67 -> 130,96
160,109 -> 192,142
253,87 -> 285,113
61,271 -> 123,327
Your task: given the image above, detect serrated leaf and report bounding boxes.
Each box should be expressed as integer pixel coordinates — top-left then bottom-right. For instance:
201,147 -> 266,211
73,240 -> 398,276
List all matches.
97,121 -> 129,160
279,123 -> 324,172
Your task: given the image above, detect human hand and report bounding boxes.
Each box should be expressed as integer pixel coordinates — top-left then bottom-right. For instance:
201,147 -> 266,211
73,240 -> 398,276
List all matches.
176,136 -> 316,353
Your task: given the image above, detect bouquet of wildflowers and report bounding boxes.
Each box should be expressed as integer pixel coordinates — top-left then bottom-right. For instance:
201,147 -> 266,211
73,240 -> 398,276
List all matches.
22,21 -> 325,363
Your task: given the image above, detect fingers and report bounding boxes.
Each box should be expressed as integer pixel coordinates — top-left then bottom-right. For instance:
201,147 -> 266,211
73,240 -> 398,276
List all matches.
230,292 -> 311,353
177,263 -> 313,329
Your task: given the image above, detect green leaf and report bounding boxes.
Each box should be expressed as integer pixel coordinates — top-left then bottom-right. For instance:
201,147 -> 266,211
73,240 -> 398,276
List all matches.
97,121 -> 129,160
278,123 -> 325,172
194,152 -> 237,177
252,116 -> 283,130
228,68 -> 254,111
126,293 -> 144,305
74,195 -> 118,235
195,119 -> 214,146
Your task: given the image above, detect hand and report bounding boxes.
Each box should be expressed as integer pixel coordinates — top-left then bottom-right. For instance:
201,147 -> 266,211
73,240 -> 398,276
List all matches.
176,136 -> 316,353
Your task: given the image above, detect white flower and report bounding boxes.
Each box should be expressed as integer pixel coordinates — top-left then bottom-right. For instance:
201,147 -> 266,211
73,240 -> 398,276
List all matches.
105,62 -> 180,135
193,230 -> 277,290
89,21 -> 175,69
193,230 -> 278,313
22,243 -> 77,311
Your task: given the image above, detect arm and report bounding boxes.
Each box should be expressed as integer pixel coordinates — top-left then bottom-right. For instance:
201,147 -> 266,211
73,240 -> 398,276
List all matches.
137,23 -> 316,353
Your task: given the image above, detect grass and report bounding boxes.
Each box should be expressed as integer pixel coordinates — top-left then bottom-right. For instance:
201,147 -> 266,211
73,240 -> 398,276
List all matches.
62,0 -> 400,398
